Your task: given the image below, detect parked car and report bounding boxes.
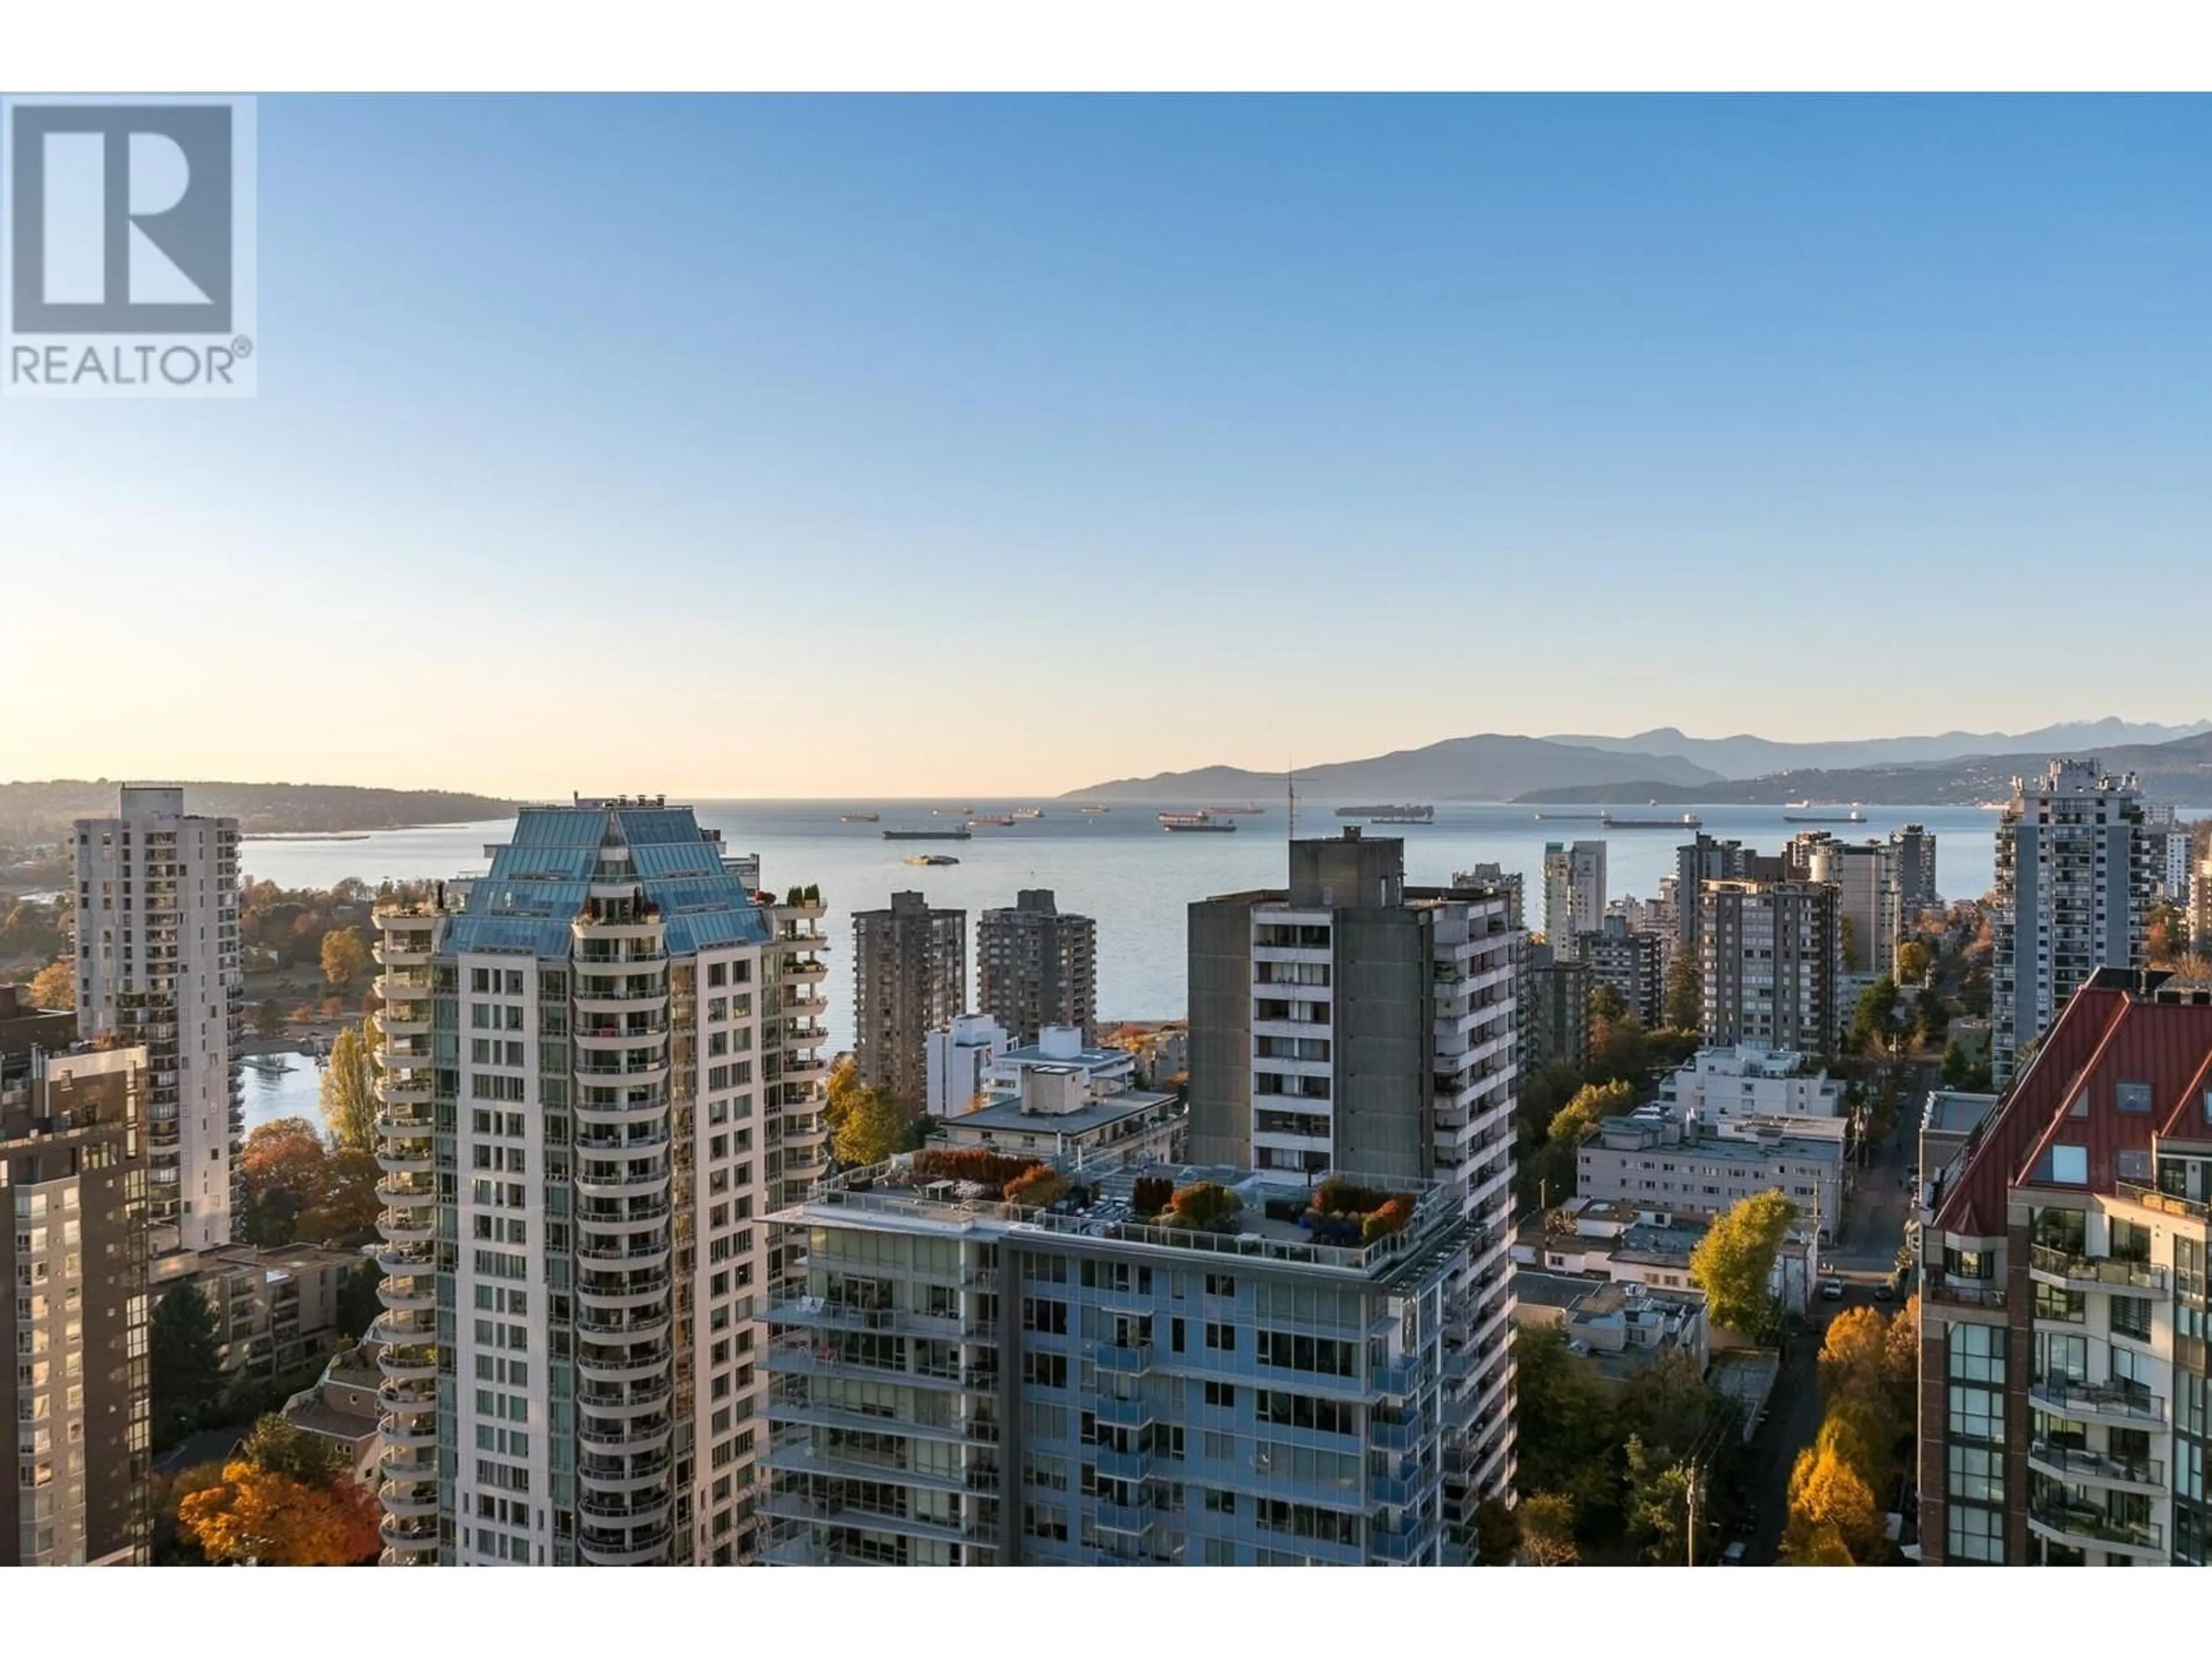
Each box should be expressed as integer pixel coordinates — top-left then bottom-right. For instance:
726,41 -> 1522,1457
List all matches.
1721,1540 -> 1749,1565
1874,1282 -> 1895,1302
1821,1277 -> 1844,1301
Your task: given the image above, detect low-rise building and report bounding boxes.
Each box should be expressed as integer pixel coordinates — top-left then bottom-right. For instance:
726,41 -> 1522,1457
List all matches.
1511,1196 -> 1817,1314
937,1067 -> 1185,1169
151,1243 -> 366,1377
279,1340 -> 384,1486
988,1024 -> 1139,1098
925,1011 -> 1012,1118
1575,1115 -> 1845,1242
1511,1272 -> 1710,1384
1659,1045 -> 1846,1125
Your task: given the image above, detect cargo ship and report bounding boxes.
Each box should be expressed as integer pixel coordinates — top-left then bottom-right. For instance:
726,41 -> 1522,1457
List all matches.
969,814 -> 1016,828
884,826 -> 972,841
1783,808 -> 1866,824
1080,804 -> 1110,813
839,812 -> 880,823
1336,804 -> 1431,819
1600,812 -> 1703,830
1013,808 -> 1044,820
1160,812 -> 1237,833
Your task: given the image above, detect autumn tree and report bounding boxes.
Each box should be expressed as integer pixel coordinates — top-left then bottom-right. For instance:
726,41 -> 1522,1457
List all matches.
1162,1181 -> 1241,1233
1783,1441 -> 1883,1563
831,1084 -> 904,1168
1840,914 -> 1861,974
1895,940 -> 1931,986
22,958 -> 74,1012
1850,978 -> 1903,1059
1003,1165 -> 1069,1210
825,1055 -> 865,1131
1689,1189 -> 1798,1338
1818,1305 -> 1891,1410
1517,1493 -> 1581,1565
179,1460 -> 381,1566
1531,1078 -> 1635,1206
319,927 -> 369,994
239,1117 -> 331,1246
320,1022 -> 378,1152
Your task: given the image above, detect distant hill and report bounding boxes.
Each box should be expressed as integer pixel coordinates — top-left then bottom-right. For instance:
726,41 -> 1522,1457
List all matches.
0,781 -> 517,846
1541,717 -> 2212,781
1516,730 -> 2212,807
1067,736 -> 1722,804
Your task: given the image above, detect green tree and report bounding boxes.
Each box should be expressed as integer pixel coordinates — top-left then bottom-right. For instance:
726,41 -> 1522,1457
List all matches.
1512,1324 -> 1618,1514
319,1022 -> 379,1152
1840,914 -> 1861,974
1623,1434 -> 1694,1563
1531,1078 -> 1635,1206
1689,1189 -> 1798,1338
1914,988 -> 1949,1046
1589,982 -> 1629,1025
237,1412 -> 351,1488
1850,977 -> 1902,1059
1471,1495 -> 1519,1565
318,927 -> 369,993
335,1259 -> 381,1341
831,1085 -> 903,1167
254,997 -> 285,1039
1616,1347 -> 1715,1457
1661,955 -> 1702,1032
150,1284 -> 224,1442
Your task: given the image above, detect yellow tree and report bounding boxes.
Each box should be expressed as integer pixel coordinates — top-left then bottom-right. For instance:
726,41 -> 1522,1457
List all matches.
1517,1492 -> 1581,1565
1688,1189 -> 1798,1338
1883,1293 -> 1921,1389
177,1461 -> 381,1565
1818,1305 -> 1890,1408
320,1021 -> 379,1152
825,1055 -> 865,1131
319,927 -> 369,993
831,1085 -> 903,1168
26,959 -> 74,1011
1785,1441 -> 1883,1563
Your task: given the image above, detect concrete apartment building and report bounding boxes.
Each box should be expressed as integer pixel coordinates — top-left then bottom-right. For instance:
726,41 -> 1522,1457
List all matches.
1187,830 -> 1521,1516
1916,968 -> 2212,1566
1698,878 -> 1842,1059
1510,1274 -> 1710,1386
150,1241 -> 366,1376
1658,1045 -> 1846,1126
935,1062 -> 1184,1169
976,889 -> 1097,1046
1521,946 -> 1592,1073
1892,823 -> 1940,919
2143,804 -> 2194,908
1580,925 -> 1665,1027
73,785 -> 243,1254
368,798 -> 830,1567
1542,840 -> 1606,955
1574,1113 -> 1844,1242
762,1157 -> 1486,1565
1,1043 -> 152,1566
925,1011 -> 1011,1118
1674,834 -> 1783,956
1454,864 -> 1524,930
1793,834 -> 1901,979
1991,761 -> 2152,1087
854,891 -> 966,1113
2195,847 -> 2212,954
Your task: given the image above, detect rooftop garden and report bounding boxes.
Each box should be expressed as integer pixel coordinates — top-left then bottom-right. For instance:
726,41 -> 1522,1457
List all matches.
1297,1178 -> 1416,1247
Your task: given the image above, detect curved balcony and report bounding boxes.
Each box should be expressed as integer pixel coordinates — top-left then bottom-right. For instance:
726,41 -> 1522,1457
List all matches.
576,1234 -> 671,1268
374,1072 -> 433,1107
377,1378 -> 438,1418
578,1275 -> 673,1313
374,1238 -> 435,1274
2028,1440 -> 2165,1494
376,1140 -> 435,1177
381,1005 -> 431,1037
577,1307 -> 672,1344
576,1021 -> 670,1051
379,1477 -> 440,1520
2029,1377 -> 2165,1427
577,1408 -> 674,1446
577,1343 -> 673,1385
377,1208 -> 435,1245
378,1512 -> 440,1553
778,958 -> 828,982
578,1489 -> 673,1528
578,1525 -> 672,1566
380,1411 -> 438,1451
575,976 -> 665,1009
575,1123 -> 671,1156
577,1198 -> 672,1232
377,1273 -> 435,1315
575,1055 -> 669,1085
574,1094 -> 669,1127
578,1450 -> 673,1489
373,1306 -> 435,1345
575,1162 -> 672,1202
373,938 -> 433,969
377,1176 -> 437,1210
378,1342 -> 438,1384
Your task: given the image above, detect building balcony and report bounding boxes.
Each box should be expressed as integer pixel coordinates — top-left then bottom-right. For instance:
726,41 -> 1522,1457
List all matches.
778,958 -> 828,982
575,1055 -> 669,1083
376,1209 -> 435,1244
1095,1343 -> 1152,1377
378,1478 -> 440,1520
577,1410 -> 674,1448
2027,1495 -> 2164,1559
378,1513 -> 440,1554
576,1235 -> 671,1268
1370,1412 -> 1425,1452
1094,1498 -> 1152,1535
577,1200 -> 672,1234
375,1142 -> 435,1177
2029,1246 -> 2167,1293
575,1123 -> 671,1156
1093,1395 -> 1154,1430
574,982 -> 665,1014
2115,1181 -> 2211,1222
577,1489 -> 673,1527
579,1450 -> 674,1490
577,1343 -> 672,1385
575,1164 -> 672,1202
374,1238 -> 435,1274
1370,1514 -> 1436,1564
2027,1441 -> 2165,1493
372,940 -> 433,969
574,1092 -> 669,1124
377,1342 -> 438,1383
766,1344 -> 998,1393
575,1022 -> 670,1051
577,1526 -> 672,1566
377,1378 -> 437,1417
578,1270 -> 673,1308
376,1176 -> 437,1209
570,1380 -> 672,1424
374,1073 -> 433,1107
1924,1278 -> 2007,1310
1093,1446 -> 1153,1483
377,1274 -> 435,1315
577,1307 -> 673,1344
380,1412 -> 438,1451
2029,1377 -> 2166,1427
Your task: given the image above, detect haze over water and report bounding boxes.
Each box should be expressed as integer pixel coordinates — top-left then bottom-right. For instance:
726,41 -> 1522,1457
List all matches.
233,800 -> 2039,1056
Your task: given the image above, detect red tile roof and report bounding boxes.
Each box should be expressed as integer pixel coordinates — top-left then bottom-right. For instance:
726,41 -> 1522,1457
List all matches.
1933,974 -> 2212,1237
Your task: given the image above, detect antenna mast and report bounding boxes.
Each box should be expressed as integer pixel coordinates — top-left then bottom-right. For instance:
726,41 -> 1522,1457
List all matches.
1286,759 -> 1297,843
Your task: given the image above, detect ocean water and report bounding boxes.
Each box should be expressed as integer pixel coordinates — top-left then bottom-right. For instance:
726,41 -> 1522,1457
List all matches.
238,800 -> 2014,1055
239,1049 -> 324,1133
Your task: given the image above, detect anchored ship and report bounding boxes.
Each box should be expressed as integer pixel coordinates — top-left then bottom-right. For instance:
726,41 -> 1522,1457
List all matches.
884,826 -> 972,841
1600,812 -> 1703,830
1160,812 -> 1237,833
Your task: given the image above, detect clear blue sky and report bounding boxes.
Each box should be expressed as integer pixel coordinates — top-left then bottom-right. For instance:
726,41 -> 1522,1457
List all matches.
8,95 -> 2210,796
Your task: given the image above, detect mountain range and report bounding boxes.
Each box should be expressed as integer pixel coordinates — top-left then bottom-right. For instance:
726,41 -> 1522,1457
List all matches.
1067,719 -> 2212,805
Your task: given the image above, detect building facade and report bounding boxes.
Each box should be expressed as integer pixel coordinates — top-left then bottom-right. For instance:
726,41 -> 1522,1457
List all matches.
1657,1045 -> 1846,1124
976,889 -> 1097,1047
1892,823 -> 1940,920
1697,878 -> 1841,1058
369,798 -> 829,1567
1991,761 -> 2151,1087
925,1011 -> 1012,1119
1522,950 -> 1592,1074
1794,835 -> 1900,980
1453,865 -> 1524,930
151,1241 -> 368,1376
1574,1114 -> 1844,1240
853,892 -> 966,1113
1542,840 -> 1607,955
762,1158 -> 1484,1565
73,786 -> 242,1253
1187,830 -> 1520,1521
1916,969 -> 2212,1566
0,1044 -> 151,1566
1580,926 -> 1665,1027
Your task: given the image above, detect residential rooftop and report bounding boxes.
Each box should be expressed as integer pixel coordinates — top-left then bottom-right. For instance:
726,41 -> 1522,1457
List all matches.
952,1086 -> 1179,1139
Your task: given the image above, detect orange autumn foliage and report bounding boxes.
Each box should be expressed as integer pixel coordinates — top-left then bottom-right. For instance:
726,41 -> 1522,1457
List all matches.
177,1461 -> 382,1566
